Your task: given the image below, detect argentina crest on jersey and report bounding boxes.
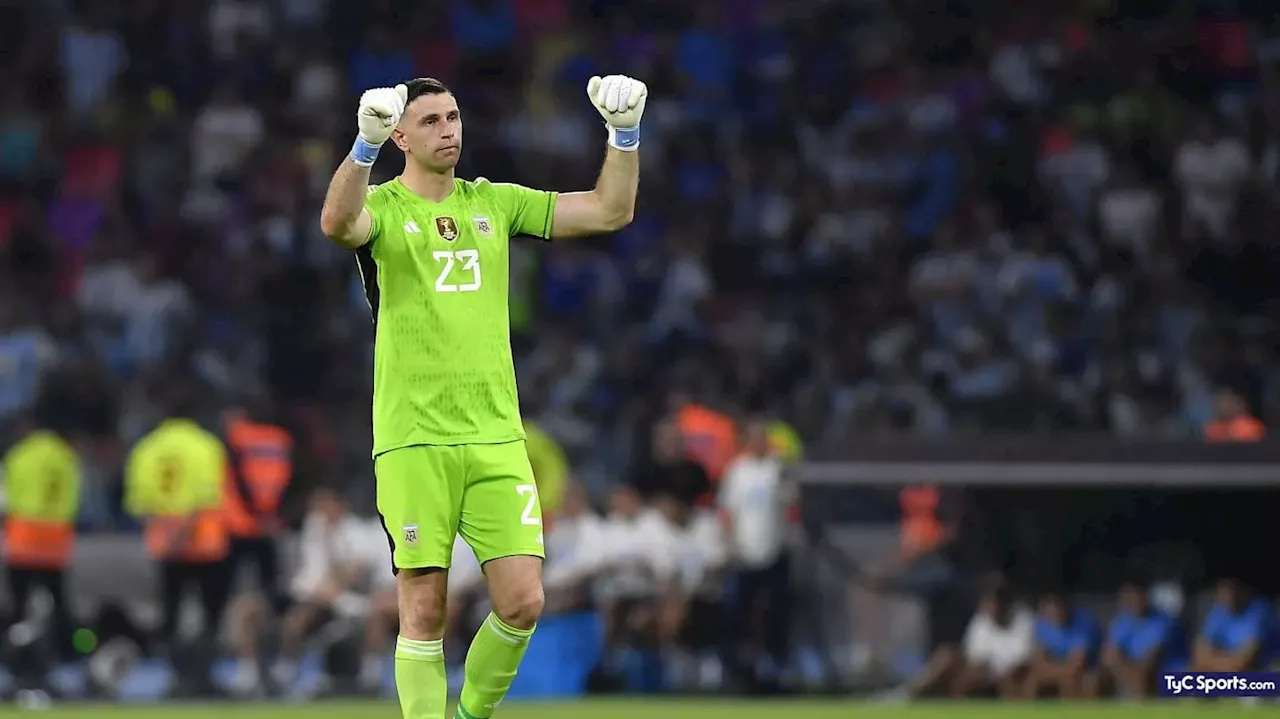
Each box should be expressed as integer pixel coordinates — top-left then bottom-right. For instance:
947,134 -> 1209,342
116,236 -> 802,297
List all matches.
472,216 -> 493,236
435,216 -> 459,242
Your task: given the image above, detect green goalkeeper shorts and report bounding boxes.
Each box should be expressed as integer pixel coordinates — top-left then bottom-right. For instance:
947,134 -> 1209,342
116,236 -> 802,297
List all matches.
374,441 -> 545,573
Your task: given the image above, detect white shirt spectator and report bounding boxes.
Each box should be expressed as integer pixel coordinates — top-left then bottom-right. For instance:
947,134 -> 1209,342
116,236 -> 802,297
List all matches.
77,259 -> 141,321
208,0 -> 272,60
291,510 -> 378,617
1174,135 -> 1250,238
718,453 -> 786,569
1040,139 -> 1110,216
294,60 -> 341,114
544,510 -> 610,593
655,510 -> 729,596
962,605 -> 1035,677
649,250 -> 713,339
126,276 -> 192,368
1098,184 -> 1161,256
596,508 -> 675,600
902,91 -> 956,134
190,98 -> 265,182
989,44 -> 1046,105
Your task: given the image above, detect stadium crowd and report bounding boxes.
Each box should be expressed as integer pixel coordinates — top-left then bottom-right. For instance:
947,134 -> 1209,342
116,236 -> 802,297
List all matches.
3,0 -> 1280,705
2,0 -> 1277,505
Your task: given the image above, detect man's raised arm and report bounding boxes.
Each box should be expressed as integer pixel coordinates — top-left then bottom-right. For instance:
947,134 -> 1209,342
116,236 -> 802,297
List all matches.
320,158 -> 377,249
320,84 -> 407,249
549,75 -> 647,239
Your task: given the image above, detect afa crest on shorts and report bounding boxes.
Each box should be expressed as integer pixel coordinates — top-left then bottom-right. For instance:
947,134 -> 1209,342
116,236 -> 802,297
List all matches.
435,216 -> 459,242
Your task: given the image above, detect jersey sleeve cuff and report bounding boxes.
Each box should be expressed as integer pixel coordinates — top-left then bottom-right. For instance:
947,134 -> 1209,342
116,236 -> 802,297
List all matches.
541,191 -> 557,239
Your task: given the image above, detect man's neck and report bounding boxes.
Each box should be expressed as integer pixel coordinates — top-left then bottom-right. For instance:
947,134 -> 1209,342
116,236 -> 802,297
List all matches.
400,165 -> 456,203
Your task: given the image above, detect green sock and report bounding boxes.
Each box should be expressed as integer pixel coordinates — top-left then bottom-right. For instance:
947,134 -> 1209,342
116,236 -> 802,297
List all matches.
456,613 -> 535,719
395,636 -> 447,719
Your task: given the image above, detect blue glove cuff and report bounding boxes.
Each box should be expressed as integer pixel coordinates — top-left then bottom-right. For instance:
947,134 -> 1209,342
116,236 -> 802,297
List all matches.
608,124 -> 641,152
350,136 -> 382,166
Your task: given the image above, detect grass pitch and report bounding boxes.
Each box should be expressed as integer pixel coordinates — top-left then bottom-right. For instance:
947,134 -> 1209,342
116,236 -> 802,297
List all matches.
16,699 -> 1279,719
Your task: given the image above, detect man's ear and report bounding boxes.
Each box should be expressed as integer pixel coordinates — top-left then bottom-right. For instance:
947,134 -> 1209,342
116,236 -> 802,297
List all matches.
390,127 -> 408,152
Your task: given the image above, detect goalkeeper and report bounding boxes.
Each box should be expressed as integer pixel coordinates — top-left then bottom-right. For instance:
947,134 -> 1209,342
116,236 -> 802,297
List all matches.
319,74 -> 645,719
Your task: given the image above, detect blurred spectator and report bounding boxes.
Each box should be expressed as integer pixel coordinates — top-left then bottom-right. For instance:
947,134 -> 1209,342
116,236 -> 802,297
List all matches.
717,418 -> 789,689
1173,117 -> 1250,240
652,492 -> 729,692
669,395 -> 737,486
1191,578 -> 1273,672
951,581 -> 1033,699
523,418 -> 569,514
1203,388 -> 1265,441
542,484 -> 609,614
191,83 -> 265,185
59,9 -> 125,118
629,417 -> 711,509
1097,578 -> 1185,699
0,301 -> 57,419
1022,590 -> 1099,699
227,487 -> 391,694
593,485 -> 674,687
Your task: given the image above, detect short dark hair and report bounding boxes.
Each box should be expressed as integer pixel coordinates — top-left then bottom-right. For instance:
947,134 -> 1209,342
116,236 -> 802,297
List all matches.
404,77 -> 451,104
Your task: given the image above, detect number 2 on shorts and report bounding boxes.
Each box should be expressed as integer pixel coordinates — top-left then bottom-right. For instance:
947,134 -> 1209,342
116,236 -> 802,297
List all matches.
515,484 -> 541,526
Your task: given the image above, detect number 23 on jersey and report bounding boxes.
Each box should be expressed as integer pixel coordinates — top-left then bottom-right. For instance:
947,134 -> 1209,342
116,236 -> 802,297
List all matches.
433,249 -> 481,293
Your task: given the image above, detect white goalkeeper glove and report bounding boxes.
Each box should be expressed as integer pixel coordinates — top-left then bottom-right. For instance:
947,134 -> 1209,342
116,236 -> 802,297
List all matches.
350,84 -> 408,166
587,75 -> 648,152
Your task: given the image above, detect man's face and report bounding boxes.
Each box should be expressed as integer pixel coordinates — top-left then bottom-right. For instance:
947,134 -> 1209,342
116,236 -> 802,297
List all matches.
1217,580 -> 1240,610
610,487 -> 640,517
653,419 -> 684,460
1119,585 -> 1145,613
744,421 -> 771,454
1214,392 -> 1242,419
393,92 -> 462,172
1039,596 -> 1066,625
314,492 -> 345,525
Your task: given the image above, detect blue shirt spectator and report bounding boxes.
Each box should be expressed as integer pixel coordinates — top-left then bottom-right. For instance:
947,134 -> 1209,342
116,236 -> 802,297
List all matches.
1034,601 -> 1100,664
1106,606 -> 1184,669
0,323 -> 56,417
1201,599 -> 1270,657
1196,580 -> 1274,670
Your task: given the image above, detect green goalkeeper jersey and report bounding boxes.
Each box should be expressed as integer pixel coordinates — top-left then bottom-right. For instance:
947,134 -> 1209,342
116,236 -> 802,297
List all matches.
357,177 -> 557,455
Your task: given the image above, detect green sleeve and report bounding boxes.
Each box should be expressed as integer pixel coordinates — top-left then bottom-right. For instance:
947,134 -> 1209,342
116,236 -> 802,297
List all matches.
364,184 -> 389,244
490,182 -> 557,240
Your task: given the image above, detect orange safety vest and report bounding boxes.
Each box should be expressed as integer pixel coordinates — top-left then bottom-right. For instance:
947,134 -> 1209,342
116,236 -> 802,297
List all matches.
899,484 -> 944,559
222,419 -> 293,538
146,512 -> 229,563
4,518 -> 75,571
676,404 -> 738,481
1205,416 -> 1265,443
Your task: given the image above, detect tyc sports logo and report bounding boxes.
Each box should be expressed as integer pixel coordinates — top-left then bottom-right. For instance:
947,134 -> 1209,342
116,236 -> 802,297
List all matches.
1160,672 -> 1280,697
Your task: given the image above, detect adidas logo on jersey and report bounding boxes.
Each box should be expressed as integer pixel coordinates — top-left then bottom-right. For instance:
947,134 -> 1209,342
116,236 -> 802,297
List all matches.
404,220 -> 421,233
